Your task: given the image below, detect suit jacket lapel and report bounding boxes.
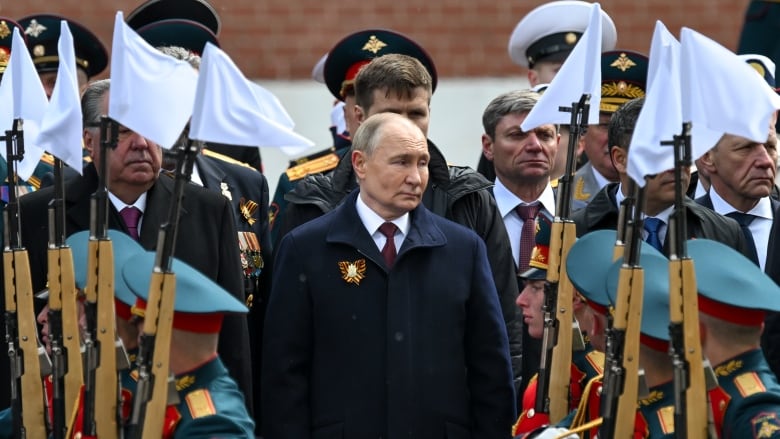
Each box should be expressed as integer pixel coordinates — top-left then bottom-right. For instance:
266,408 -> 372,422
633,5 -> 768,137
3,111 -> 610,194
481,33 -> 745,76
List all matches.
195,155 -> 226,192
139,175 -> 178,247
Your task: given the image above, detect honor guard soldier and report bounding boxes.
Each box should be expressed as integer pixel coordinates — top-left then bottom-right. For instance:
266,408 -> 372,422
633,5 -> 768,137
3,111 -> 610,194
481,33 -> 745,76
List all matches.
270,28 -> 439,248
689,239 -> 780,439
126,0 -> 263,172
571,50 -> 649,208
124,251 -> 255,438
477,0 -> 618,181
512,214 -> 604,437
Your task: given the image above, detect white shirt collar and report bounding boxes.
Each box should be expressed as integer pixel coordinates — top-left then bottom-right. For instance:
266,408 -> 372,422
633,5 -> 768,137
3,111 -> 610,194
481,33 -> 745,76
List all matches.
355,193 -> 410,238
493,177 -> 556,218
108,191 -> 148,214
591,165 -> 612,190
709,187 -> 774,220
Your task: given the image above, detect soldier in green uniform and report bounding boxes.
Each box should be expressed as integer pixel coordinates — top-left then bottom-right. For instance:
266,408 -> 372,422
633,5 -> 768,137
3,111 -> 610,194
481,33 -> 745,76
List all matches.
689,239 -> 780,439
270,28 -> 438,247
123,251 -> 255,438
512,211 -> 604,436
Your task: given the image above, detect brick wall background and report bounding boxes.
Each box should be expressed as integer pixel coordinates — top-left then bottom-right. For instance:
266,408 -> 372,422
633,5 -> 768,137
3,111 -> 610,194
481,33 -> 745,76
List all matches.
1,0 -> 751,80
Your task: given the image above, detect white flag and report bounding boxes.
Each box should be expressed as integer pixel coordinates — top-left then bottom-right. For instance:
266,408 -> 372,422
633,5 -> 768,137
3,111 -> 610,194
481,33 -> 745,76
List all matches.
108,12 -> 198,149
190,43 -> 314,155
520,2 -> 603,130
681,27 -> 780,146
34,21 -> 84,174
627,22 -> 682,186
3,28 -> 49,180
249,82 -> 295,130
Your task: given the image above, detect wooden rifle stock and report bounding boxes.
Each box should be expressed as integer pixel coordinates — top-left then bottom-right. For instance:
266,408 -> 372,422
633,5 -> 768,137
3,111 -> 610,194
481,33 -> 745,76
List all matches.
128,137 -> 199,439
664,122 -> 710,438
4,122 -> 49,438
80,117 -> 123,439
600,183 -> 645,439
535,94 -> 590,422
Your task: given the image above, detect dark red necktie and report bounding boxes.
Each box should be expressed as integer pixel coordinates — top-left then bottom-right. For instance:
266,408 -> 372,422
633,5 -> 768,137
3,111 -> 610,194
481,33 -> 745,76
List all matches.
120,206 -> 142,241
516,204 -> 540,273
379,222 -> 398,268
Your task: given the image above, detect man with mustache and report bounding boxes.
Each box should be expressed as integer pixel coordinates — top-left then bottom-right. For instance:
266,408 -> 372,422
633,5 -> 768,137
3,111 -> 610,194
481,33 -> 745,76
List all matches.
571,97 -> 749,257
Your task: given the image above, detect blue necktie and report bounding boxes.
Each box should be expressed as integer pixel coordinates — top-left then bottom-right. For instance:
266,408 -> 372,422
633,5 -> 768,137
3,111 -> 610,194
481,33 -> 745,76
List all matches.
726,212 -> 759,265
644,217 -> 664,252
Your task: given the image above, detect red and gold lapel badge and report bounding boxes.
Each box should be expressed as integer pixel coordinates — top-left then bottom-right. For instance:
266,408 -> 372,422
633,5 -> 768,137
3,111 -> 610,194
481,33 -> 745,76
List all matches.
339,259 -> 367,285
239,197 -> 259,226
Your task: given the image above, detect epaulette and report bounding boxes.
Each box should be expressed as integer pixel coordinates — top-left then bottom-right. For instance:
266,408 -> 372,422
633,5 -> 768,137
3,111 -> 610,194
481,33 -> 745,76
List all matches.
39,152 -> 55,167
585,350 -> 605,374
185,389 -> 217,419
202,148 -> 256,170
288,147 -> 336,167
285,152 -> 340,182
27,175 -> 42,190
734,371 -> 767,398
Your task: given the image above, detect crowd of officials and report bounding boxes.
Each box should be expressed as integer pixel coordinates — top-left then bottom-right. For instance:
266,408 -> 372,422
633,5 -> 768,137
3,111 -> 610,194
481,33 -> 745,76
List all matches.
1,0 -> 780,437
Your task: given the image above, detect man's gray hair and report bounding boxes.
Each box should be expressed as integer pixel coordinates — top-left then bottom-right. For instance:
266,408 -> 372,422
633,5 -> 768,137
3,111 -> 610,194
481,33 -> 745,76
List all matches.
482,89 -> 542,139
81,78 -> 111,128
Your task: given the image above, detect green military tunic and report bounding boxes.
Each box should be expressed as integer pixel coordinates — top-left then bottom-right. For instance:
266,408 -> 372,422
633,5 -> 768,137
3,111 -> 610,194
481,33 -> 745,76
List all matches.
715,349 -> 780,439
167,356 -> 254,438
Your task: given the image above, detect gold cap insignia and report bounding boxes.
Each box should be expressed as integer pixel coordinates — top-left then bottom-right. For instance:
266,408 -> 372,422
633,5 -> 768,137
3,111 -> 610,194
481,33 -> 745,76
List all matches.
339,259 -> 367,285
25,19 -> 47,38
245,294 -> 254,308
239,197 -> 258,226
0,21 -> 10,40
362,35 -> 387,55
33,44 -> 45,57
0,48 -> 9,68
610,52 -> 637,72
565,32 -> 578,45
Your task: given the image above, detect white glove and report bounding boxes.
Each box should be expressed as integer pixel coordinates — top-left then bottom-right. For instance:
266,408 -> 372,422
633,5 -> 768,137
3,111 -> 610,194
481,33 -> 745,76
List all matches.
533,427 -> 578,439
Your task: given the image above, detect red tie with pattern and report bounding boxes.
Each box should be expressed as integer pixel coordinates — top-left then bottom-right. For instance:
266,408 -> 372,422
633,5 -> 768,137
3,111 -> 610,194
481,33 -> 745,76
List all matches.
120,206 -> 142,241
516,204 -> 541,273
379,222 -> 398,268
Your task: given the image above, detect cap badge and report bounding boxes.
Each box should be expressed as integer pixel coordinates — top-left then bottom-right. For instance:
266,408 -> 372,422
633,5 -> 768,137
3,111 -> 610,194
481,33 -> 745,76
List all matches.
0,48 -> 9,66
339,259 -> 367,285
0,21 -> 10,39
25,19 -> 47,38
565,32 -> 578,45
33,44 -> 45,57
611,53 -> 637,72
362,35 -> 387,55
238,197 -> 258,226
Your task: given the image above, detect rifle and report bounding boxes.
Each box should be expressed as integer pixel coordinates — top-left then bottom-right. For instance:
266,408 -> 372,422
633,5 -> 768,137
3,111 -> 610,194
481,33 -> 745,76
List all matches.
664,122 -> 715,438
81,117 -> 129,439
127,135 -> 200,439
599,180 -> 646,438
46,155 -> 83,439
535,94 -> 590,422
3,119 -> 51,438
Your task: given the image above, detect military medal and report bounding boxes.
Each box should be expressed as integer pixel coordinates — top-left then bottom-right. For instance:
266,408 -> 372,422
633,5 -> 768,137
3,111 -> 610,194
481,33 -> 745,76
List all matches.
339,259 -> 367,285
237,231 -> 263,279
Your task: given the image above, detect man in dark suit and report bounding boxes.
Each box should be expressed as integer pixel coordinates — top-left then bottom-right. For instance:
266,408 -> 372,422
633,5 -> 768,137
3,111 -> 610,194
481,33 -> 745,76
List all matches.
280,51 -> 523,395
17,79 -> 253,414
571,98 -> 750,257
263,113 -> 515,438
